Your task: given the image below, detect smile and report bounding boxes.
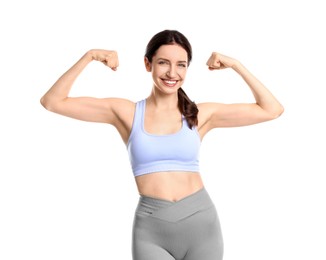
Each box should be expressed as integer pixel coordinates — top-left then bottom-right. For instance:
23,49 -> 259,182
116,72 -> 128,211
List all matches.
162,79 -> 178,87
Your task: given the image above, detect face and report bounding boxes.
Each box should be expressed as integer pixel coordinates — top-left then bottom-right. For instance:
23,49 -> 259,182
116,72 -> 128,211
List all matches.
145,44 -> 188,94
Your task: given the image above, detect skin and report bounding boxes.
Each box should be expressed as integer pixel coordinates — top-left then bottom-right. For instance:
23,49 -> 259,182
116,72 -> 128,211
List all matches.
40,44 -> 284,202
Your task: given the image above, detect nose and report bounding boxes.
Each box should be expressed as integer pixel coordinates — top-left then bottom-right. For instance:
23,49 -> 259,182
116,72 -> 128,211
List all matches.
166,65 -> 177,78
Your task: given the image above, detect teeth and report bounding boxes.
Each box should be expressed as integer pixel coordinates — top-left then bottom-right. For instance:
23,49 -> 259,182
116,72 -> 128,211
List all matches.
165,80 -> 176,84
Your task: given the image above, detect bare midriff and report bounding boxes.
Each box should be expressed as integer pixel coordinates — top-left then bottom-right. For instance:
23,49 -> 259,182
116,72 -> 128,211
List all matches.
135,171 -> 204,202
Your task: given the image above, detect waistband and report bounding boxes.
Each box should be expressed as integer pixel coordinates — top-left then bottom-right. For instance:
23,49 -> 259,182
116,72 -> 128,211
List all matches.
135,188 -> 214,222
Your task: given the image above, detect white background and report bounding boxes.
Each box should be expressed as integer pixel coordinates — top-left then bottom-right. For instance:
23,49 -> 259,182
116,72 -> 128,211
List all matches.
1,0 -> 325,259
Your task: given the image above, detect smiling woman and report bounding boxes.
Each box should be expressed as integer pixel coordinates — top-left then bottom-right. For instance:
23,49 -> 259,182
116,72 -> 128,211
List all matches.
40,29 -> 283,260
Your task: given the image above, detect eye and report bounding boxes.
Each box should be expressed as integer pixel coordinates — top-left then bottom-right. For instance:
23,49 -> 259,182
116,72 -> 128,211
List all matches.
178,63 -> 187,68
158,61 -> 168,65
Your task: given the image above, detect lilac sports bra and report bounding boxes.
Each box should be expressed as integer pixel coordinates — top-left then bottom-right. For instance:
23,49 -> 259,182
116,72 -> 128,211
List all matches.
126,99 -> 201,177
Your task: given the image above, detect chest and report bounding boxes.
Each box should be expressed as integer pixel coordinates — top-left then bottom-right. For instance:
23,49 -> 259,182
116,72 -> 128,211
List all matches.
144,110 -> 183,135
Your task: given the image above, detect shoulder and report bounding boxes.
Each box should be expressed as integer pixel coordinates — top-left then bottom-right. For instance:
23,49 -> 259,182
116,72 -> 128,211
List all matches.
107,97 -> 135,110
105,98 -> 136,120
104,98 -> 138,143
196,102 -> 226,137
197,102 -> 224,122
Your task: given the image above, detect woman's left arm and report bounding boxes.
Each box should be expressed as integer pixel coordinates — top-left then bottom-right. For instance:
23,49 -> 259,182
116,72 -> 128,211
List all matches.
198,52 -> 284,132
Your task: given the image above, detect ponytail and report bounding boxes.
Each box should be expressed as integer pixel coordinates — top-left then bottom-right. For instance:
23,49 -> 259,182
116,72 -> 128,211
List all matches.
178,88 -> 198,129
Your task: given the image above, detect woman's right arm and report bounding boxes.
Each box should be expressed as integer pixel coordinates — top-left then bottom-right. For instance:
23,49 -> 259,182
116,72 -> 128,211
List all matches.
40,50 -> 135,143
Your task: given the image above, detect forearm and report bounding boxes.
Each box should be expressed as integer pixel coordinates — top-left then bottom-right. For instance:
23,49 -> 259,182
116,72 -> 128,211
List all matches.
40,51 -> 93,109
233,62 -> 284,117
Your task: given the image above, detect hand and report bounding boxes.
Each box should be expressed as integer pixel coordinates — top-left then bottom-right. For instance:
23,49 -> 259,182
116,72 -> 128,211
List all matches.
206,52 -> 238,70
89,49 -> 119,71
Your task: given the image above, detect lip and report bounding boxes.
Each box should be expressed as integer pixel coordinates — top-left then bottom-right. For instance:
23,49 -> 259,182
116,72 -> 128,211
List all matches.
161,78 -> 179,87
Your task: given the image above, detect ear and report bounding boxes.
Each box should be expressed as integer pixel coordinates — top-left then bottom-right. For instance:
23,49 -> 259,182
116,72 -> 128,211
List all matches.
144,57 -> 152,72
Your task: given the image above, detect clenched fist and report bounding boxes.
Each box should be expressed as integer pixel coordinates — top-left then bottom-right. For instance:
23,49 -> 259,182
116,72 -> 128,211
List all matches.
89,49 -> 119,71
206,52 -> 238,70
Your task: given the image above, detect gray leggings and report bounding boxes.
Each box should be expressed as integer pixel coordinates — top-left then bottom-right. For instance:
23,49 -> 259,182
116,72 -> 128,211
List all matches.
132,188 -> 223,260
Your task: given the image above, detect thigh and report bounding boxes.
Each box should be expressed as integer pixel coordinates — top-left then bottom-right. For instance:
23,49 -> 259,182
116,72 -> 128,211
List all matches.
184,206 -> 224,260
132,213 -> 176,260
133,242 -> 175,260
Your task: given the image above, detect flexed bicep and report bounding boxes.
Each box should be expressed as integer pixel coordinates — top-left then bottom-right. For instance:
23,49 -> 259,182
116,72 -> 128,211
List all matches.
41,50 -> 120,122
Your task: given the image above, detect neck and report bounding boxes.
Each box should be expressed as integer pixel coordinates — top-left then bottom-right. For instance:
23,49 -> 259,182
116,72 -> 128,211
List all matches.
148,88 -> 179,109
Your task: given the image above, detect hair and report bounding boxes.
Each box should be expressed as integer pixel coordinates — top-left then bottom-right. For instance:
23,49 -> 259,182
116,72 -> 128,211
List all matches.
145,29 -> 198,129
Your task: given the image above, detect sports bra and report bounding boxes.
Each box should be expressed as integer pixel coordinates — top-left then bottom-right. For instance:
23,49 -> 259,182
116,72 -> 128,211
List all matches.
126,99 -> 201,177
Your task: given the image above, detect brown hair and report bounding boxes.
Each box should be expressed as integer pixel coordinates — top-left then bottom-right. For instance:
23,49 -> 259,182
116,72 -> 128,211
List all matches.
145,30 -> 198,128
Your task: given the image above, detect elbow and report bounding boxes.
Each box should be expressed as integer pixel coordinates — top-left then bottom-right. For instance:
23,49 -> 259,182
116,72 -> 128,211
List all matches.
276,104 -> 285,118
40,95 -> 47,109
40,96 -> 46,108
270,104 -> 285,120
40,95 -> 57,112
40,95 -> 50,110
278,105 -> 285,117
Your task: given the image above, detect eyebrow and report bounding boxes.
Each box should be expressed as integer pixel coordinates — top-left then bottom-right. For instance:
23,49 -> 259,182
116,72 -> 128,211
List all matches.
157,58 -> 187,63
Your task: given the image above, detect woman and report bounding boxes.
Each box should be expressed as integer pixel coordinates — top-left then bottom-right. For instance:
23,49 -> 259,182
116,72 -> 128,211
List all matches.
40,29 -> 284,260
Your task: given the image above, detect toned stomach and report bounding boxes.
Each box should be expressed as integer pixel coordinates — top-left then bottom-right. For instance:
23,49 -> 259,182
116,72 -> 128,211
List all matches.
135,171 -> 204,202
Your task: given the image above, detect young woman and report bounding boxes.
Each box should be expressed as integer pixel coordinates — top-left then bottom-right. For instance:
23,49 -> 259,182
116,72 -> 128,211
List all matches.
40,29 -> 284,260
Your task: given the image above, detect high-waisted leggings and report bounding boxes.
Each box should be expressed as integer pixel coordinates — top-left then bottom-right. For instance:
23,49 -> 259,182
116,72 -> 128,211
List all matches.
132,188 -> 224,260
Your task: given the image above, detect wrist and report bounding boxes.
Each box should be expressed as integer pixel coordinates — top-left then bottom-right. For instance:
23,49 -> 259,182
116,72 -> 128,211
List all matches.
85,49 -> 96,61
232,60 -> 244,72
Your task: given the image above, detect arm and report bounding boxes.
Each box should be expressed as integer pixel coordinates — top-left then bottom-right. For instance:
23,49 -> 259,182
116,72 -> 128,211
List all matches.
40,49 -> 135,143
198,52 -> 284,134
40,49 -> 120,123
